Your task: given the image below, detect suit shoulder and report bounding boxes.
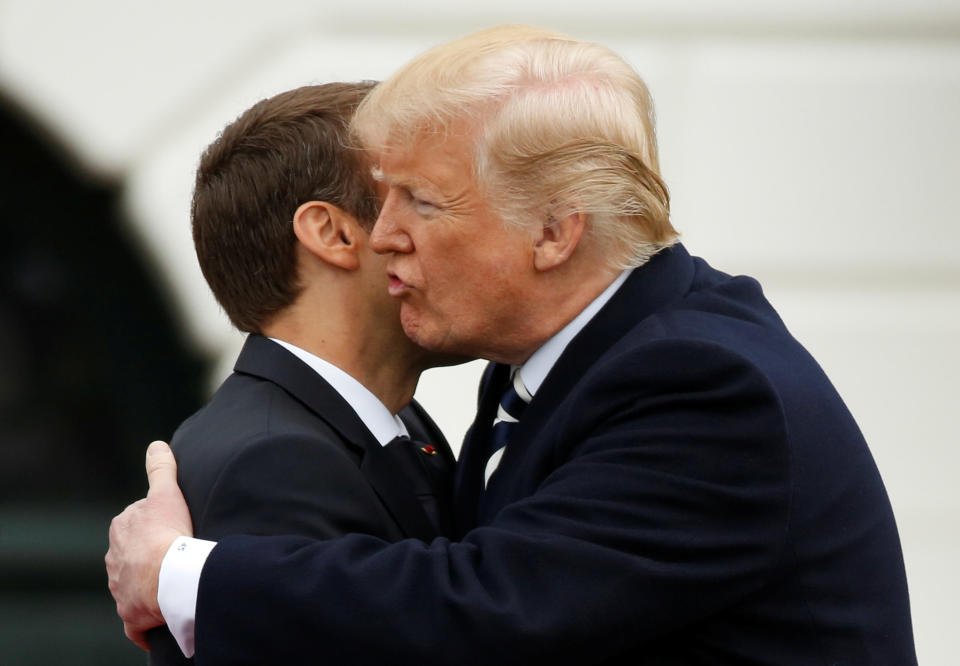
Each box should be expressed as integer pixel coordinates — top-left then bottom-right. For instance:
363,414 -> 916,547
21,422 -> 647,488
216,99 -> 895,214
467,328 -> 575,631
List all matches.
648,263 -> 788,346
580,334 -> 789,435
189,426 -> 378,538
171,373 -> 352,509
173,372 -> 340,453
608,263 -> 825,400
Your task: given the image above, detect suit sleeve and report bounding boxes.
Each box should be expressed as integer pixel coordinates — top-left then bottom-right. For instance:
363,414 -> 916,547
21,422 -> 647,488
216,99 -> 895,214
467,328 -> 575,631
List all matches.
193,340 -> 792,666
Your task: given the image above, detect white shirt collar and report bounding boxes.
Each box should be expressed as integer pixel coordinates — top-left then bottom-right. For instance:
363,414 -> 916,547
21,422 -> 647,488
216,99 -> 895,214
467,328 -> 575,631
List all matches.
268,338 -> 408,446
518,268 -> 633,396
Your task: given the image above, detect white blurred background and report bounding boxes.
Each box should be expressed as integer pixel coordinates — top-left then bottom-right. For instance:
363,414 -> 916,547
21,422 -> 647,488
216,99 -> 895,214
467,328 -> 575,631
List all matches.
1,0 -> 956,662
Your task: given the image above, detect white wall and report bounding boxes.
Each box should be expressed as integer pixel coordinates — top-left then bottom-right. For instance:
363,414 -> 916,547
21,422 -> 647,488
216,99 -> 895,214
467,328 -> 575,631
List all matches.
2,1 -> 956,661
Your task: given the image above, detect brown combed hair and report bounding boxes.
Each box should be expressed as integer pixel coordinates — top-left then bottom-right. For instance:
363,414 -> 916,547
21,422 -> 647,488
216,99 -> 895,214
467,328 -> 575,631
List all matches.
192,82 -> 379,333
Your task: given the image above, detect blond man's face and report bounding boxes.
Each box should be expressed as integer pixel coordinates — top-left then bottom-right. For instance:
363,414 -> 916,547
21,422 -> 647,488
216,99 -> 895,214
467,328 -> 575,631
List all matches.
369,131 -> 537,361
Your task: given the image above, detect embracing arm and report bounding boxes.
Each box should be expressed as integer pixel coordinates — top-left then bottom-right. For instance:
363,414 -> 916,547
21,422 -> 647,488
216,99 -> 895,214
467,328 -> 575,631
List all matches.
152,429 -> 405,660
191,341 -> 793,665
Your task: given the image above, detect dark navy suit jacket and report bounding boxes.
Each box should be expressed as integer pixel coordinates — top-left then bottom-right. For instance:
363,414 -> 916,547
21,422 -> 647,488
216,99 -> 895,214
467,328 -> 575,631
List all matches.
193,246 -> 916,665
147,334 -> 454,665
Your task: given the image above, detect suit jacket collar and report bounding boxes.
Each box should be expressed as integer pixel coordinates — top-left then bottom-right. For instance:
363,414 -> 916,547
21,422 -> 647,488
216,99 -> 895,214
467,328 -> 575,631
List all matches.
234,335 -> 438,541
521,243 -> 695,429
235,335 -> 378,452
456,244 -> 696,528
267,337 -> 405,445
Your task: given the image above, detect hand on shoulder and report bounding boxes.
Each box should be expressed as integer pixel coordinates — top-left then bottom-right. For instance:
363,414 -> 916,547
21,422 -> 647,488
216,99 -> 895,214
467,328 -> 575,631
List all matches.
105,441 -> 193,650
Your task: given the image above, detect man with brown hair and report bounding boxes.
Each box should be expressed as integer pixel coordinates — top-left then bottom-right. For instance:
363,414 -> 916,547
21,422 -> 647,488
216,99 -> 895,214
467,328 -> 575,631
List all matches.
145,82 -> 457,664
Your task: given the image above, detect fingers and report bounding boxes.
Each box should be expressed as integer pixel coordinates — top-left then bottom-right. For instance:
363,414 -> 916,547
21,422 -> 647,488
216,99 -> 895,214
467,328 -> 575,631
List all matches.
106,500 -> 156,653
124,622 -> 150,652
145,441 -> 177,498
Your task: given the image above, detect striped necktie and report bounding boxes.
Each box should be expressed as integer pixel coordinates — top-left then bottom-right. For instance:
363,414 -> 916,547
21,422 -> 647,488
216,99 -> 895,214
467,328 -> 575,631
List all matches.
484,369 -> 532,487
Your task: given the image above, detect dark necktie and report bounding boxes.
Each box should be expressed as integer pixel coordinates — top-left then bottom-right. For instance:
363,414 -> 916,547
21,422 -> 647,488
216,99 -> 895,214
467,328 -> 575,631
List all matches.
484,369 -> 532,487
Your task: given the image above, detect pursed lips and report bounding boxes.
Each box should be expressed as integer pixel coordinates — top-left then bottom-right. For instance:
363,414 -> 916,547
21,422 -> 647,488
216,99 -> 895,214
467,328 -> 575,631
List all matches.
386,269 -> 412,296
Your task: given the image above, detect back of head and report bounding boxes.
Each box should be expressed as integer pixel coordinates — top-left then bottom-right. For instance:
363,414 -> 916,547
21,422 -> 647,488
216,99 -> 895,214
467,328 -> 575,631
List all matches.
353,25 -> 677,269
193,82 -> 378,333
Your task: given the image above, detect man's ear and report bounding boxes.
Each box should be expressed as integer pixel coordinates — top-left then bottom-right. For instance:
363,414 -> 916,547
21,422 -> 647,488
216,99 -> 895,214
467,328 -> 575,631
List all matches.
292,201 -> 361,271
532,208 -> 587,272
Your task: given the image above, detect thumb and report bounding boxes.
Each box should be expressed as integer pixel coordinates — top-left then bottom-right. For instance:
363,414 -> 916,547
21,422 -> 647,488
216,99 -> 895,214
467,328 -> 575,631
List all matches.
145,440 -> 178,497
142,440 -> 193,537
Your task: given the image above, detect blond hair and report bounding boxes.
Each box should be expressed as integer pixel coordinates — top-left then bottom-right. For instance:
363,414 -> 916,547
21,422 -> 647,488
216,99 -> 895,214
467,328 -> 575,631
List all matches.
353,25 -> 678,268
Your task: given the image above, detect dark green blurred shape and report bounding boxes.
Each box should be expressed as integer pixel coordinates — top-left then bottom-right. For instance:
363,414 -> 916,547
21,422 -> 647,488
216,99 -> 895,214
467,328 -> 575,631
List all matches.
0,506 -> 141,664
1,94 -> 208,664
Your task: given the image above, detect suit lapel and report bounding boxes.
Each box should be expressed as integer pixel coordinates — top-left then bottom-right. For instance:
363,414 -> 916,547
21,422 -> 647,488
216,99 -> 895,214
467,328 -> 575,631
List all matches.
360,440 -> 439,541
234,335 -> 437,541
454,362 -> 511,536
401,401 -> 457,535
519,244 -> 696,436
465,245 -> 697,523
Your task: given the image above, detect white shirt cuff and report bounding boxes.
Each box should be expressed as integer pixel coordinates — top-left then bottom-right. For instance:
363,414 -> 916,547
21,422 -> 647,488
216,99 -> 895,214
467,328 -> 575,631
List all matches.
157,536 -> 217,658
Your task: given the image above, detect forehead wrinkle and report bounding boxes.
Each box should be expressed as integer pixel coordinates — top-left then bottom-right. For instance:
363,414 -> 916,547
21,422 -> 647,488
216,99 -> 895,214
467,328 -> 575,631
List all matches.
376,134 -> 483,210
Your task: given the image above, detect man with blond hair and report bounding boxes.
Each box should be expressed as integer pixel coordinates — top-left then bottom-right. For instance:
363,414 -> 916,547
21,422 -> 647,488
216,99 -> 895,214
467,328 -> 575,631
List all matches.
107,26 -> 916,665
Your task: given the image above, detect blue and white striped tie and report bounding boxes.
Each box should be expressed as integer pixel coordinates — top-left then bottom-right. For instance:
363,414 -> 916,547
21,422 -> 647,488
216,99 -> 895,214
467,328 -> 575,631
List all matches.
485,369 -> 532,486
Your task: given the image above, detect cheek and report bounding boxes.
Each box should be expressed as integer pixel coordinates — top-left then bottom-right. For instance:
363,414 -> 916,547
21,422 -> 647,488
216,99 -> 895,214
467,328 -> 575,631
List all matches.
418,228 -> 528,314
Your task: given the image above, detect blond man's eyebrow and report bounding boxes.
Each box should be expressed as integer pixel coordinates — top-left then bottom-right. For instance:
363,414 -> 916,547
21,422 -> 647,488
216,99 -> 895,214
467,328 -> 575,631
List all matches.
371,165 -> 434,193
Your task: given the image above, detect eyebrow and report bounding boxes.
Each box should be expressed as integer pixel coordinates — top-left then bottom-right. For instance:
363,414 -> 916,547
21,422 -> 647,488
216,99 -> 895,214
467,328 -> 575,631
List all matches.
371,165 -> 433,193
